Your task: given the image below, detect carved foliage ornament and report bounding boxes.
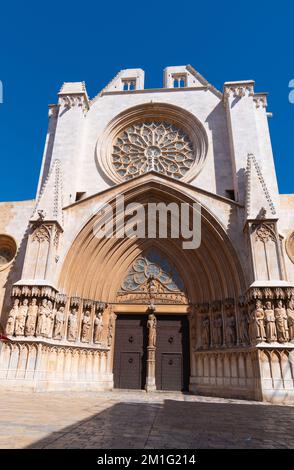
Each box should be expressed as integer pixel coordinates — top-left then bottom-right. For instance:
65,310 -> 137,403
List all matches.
112,121 -> 195,180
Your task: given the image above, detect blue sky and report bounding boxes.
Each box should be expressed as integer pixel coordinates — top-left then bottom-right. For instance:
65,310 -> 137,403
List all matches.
0,1 -> 293,201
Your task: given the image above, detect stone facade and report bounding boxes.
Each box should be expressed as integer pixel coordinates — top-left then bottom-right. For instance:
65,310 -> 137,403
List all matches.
0,65 -> 293,403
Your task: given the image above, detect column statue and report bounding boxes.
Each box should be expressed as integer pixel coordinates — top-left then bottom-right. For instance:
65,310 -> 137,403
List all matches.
6,299 -> 19,335
213,315 -> 223,347
67,308 -> 78,341
239,309 -> 250,345
94,312 -> 103,343
226,314 -> 236,347
36,299 -> 48,337
274,300 -> 289,343
81,310 -> 91,342
250,300 -> 266,342
46,300 -> 55,338
25,298 -> 38,336
53,306 -> 65,339
202,316 -> 210,349
264,301 -> 277,343
15,299 -> 29,336
287,298 -> 294,341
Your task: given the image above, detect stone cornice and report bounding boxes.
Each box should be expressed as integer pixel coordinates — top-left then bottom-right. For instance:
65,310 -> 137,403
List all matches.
223,80 -> 255,104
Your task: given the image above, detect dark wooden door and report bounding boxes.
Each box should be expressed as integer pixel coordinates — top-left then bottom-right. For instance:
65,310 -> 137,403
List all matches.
155,315 -> 190,391
113,315 -> 147,390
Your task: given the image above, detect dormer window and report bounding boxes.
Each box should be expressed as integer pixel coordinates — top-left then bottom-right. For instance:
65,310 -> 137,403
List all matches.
122,79 -> 136,91
173,75 -> 187,88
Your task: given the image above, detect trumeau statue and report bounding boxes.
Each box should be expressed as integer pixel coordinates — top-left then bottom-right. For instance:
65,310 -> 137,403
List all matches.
250,300 -> 266,342
274,300 -> 289,343
81,310 -> 91,342
68,308 -> 78,341
264,301 -> 277,343
287,298 -> 294,341
25,298 -> 38,336
6,299 -> 19,335
202,316 -> 210,349
213,315 -> 223,347
93,312 -> 103,344
226,314 -> 236,347
147,313 -> 157,348
15,299 -> 29,336
53,307 -> 65,339
36,299 -> 48,337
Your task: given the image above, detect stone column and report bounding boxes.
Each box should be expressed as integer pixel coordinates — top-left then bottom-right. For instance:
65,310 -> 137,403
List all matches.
145,308 -> 157,392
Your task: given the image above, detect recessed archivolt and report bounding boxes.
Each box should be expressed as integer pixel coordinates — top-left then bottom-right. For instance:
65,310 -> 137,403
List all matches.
58,182 -> 246,303
96,102 -> 208,185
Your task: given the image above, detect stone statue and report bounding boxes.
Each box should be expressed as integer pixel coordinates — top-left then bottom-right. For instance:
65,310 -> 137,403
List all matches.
53,307 -> 65,339
93,312 -> 103,343
264,301 -> 277,343
287,298 -> 294,341
15,299 -> 29,336
6,299 -> 19,335
274,300 -> 289,343
81,310 -> 91,342
46,300 -> 55,338
202,316 -> 210,349
147,313 -> 157,347
213,315 -> 223,347
107,312 -> 116,347
25,298 -> 38,336
148,275 -> 157,297
250,300 -> 266,342
226,314 -> 236,347
67,308 -> 78,341
239,309 -> 250,345
36,299 -> 48,337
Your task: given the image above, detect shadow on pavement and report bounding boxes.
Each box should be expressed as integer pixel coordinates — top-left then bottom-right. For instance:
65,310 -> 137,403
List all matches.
26,399 -> 294,449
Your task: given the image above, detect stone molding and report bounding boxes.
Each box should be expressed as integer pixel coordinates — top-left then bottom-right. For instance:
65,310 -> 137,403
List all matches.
245,153 -> 277,219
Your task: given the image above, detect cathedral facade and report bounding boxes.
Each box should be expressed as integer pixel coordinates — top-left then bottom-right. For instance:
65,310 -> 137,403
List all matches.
0,65 -> 293,403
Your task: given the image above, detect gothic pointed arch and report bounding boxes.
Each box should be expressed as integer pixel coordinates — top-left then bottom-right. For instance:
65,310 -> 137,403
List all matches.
58,176 -> 247,304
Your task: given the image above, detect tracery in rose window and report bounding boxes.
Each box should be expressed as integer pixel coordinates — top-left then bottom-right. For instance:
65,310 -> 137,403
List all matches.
112,121 -> 195,180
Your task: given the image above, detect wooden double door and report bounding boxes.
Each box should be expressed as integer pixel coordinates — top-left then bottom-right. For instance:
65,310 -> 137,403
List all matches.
113,314 -> 189,391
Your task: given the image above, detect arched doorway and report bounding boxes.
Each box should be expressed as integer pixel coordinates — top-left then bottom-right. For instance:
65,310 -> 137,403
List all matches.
58,174 -> 247,393
113,249 -> 190,391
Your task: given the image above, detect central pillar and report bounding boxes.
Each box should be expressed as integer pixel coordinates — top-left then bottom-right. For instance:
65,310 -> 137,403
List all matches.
145,308 -> 157,392
146,346 -> 156,391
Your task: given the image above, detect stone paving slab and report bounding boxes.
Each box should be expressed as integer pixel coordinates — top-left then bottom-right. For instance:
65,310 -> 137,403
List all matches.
0,390 -> 293,449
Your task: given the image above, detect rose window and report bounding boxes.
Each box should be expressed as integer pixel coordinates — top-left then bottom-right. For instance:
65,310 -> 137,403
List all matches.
0,234 -> 17,270
111,121 -> 195,180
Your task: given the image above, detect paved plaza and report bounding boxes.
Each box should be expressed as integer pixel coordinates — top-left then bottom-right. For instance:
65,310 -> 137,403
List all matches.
0,390 -> 293,449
